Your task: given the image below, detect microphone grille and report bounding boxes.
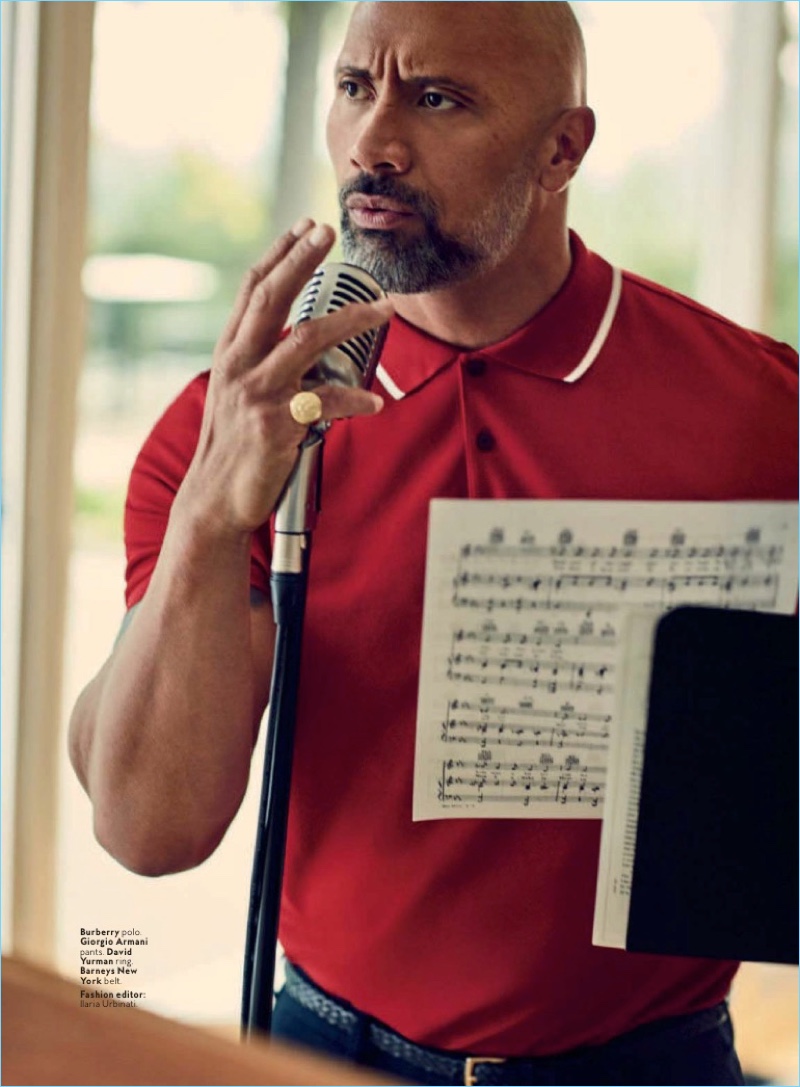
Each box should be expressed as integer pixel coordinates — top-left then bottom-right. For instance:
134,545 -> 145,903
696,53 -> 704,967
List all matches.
294,263 -> 388,389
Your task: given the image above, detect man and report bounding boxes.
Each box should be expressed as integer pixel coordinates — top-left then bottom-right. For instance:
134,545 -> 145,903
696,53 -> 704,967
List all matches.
69,3 -> 796,1084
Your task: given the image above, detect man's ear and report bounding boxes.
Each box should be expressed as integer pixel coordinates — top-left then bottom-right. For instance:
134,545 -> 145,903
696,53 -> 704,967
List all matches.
540,106 -> 596,194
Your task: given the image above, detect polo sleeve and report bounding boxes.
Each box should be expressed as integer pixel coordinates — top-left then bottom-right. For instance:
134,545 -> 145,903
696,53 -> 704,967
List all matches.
123,371 -> 271,609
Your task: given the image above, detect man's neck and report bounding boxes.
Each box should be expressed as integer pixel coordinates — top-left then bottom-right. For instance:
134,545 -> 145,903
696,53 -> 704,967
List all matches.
389,229 -> 573,351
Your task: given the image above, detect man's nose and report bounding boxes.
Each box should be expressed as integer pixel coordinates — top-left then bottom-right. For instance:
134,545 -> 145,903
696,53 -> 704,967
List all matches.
349,103 -> 411,175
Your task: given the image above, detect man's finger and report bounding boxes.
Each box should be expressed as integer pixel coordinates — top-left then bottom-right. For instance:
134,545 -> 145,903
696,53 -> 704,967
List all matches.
247,297 -> 394,397
217,217 -> 315,352
228,223 -> 337,369
295,384 -> 386,427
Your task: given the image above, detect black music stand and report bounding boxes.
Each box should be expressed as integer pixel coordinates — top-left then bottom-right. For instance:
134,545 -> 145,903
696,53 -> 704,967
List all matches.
626,606 -> 798,964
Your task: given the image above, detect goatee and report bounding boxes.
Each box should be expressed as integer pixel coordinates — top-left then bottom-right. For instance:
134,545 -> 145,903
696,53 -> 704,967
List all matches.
338,175 -> 483,294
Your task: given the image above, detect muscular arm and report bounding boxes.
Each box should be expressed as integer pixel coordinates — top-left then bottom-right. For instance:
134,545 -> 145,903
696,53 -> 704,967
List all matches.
69,554 -> 275,876
68,221 -> 391,876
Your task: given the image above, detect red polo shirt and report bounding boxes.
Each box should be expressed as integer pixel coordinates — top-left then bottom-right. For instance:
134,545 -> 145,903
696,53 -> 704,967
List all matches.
125,234 -> 797,1056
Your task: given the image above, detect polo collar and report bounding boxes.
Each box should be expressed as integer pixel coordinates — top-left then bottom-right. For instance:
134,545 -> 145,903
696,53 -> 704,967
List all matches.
375,232 -> 622,400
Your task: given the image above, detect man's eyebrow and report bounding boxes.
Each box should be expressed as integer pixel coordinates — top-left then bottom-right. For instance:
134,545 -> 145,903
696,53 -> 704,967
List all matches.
335,65 -> 373,82
335,64 -> 477,97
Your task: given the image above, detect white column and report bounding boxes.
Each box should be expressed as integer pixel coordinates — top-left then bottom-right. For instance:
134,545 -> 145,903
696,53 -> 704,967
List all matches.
696,1 -> 785,331
1,0 -> 95,966
1,0 -> 40,956
272,1 -> 330,234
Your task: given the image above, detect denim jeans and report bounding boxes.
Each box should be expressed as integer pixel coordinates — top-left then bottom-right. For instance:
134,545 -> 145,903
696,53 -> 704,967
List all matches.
271,964 -> 745,1086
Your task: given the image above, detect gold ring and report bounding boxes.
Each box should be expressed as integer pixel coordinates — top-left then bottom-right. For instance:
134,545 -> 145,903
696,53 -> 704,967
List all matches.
289,391 -> 324,426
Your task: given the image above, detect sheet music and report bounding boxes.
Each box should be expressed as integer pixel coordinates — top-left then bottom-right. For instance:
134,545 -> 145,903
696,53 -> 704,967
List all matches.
413,500 -> 798,823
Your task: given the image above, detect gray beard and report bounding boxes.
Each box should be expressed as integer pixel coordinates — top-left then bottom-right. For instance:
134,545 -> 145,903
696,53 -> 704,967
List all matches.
338,168 -> 534,295
340,213 -> 483,295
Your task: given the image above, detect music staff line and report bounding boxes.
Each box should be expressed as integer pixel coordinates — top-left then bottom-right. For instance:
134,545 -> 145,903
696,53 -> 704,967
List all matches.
446,698 -> 613,726
453,571 -> 779,596
449,652 -> 614,681
438,792 -> 605,808
459,542 -> 785,566
443,760 -> 604,786
443,721 -> 610,753
453,575 -> 779,614
447,668 -> 614,697
453,626 -> 618,650
438,756 -> 606,808
444,733 -> 609,754
443,755 -> 608,775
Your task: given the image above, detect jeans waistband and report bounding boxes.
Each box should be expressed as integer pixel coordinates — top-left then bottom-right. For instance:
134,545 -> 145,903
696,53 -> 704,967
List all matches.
282,961 -> 730,1086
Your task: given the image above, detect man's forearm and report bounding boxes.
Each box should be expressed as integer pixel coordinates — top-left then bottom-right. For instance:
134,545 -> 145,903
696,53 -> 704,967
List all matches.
69,497 -> 273,876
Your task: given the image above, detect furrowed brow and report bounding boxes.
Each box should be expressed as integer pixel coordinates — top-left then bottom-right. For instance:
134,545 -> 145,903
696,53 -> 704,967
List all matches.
336,65 -> 373,82
407,74 -> 477,97
336,64 -> 476,99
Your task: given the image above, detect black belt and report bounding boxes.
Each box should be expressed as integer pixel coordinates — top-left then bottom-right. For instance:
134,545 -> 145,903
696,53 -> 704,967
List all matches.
282,962 -> 730,1086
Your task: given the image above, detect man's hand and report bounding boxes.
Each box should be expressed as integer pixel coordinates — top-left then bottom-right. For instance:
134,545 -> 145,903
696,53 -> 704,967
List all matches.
182,219 -> 393,535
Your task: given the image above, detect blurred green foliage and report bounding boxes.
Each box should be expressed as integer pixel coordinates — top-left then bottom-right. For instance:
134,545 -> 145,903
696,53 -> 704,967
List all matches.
90,140 -> 269,271
73,485 -> 126,546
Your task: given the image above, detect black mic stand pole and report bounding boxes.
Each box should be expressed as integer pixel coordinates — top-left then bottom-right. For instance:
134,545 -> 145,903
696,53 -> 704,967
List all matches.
241,426 -> 325,1037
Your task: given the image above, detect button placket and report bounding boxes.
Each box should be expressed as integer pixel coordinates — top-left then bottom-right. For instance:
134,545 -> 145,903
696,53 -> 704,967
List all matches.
459,355 -> 499,498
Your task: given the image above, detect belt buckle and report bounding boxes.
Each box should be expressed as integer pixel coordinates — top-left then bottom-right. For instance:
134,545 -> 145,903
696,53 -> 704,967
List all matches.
464,1056 -> 505,1086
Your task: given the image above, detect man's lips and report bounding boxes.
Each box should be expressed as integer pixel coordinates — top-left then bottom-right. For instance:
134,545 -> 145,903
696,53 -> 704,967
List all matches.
346,194 -> 414,214
346,194 -> 416,230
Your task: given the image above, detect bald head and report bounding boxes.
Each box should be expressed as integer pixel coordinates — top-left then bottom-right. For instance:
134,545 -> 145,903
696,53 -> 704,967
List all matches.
521,1 -> 588,107
349,1 -> 587,111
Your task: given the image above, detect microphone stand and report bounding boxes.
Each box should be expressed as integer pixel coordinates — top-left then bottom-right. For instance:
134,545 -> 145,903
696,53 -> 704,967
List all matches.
241,426 -> 325,1037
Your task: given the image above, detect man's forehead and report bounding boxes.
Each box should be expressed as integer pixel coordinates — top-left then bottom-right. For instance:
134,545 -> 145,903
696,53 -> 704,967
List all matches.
348,1 -> 541,32
337,2 -> 584,111
341,1 -> 541,68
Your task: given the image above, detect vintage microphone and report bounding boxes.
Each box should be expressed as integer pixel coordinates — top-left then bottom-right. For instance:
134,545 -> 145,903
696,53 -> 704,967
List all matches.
241,263 -> 388,1037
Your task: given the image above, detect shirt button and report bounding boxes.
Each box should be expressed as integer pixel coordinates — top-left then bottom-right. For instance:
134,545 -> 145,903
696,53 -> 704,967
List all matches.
476,428 -> 496,453
465,356 -> 487,377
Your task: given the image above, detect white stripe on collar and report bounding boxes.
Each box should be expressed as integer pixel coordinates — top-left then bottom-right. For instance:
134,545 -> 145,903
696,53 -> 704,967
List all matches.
562,265 -> 623,385
375,362 -> 407,401
374,265 -> 622,397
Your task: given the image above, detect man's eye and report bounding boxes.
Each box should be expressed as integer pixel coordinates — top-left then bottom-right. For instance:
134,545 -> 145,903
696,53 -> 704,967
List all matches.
421,91 -> 458,111
340,79 -> 369,101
